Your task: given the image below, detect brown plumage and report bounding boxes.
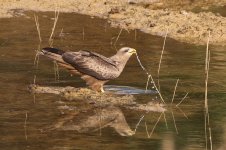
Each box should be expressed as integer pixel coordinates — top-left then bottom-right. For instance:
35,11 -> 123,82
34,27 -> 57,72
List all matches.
40,47 -> 136,92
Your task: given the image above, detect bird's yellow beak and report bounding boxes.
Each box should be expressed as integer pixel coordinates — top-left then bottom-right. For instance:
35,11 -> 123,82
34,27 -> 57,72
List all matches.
129,48 -> 137,54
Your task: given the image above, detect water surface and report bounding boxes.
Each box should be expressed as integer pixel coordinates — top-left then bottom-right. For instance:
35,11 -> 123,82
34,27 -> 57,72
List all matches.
0,11 -> 226,150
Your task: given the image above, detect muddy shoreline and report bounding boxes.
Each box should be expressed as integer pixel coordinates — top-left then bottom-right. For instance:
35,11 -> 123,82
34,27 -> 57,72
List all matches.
1,0 -> 226,45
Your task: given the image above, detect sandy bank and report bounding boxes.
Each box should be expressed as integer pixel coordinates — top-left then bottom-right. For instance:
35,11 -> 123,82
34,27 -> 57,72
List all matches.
1,0 -> 226,45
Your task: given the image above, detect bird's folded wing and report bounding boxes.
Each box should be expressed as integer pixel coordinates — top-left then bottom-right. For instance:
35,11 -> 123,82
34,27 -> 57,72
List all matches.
62,51 -> 119,80
84,51 -> 118,67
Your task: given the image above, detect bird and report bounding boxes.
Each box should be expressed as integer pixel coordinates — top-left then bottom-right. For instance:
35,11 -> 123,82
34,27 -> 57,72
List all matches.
40,47 -> 136,92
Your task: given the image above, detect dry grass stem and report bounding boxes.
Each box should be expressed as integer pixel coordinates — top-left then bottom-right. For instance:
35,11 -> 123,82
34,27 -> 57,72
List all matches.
171,110 -> 178,134
171,79 -> 179,104
49,8 -> 60,47
34,15 -> 41,67
34,51 -> 39,66
145,75 -> 151,91
134,115 -> 145,133
204,31 -> 211,150
205,31 -> 210,109
24,112 -> 28,140
144,121 -> 150,138
176,106 -> 188,119
163,112 -> 168,129
34,14 -> 42,42
176,92 -> 189,107
209,127 -> 213,150
136,54 -> 165,103
33,75 -> 36,84
136,54 -> 149,75
149,112 -> 163,138
157,28 -> 168,91
34,44 -> 41,66
148,74 -> 165,103
124,28 -> 130,33
205,112 -> 208,150
114,28 -> 123,45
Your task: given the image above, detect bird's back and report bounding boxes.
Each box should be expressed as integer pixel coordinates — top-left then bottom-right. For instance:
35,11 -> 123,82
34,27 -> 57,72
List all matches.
62,51 -> 121,80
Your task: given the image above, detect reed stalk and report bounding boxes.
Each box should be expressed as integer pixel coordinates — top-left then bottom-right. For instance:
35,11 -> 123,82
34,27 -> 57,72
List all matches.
171,79 -> 179,104
114,28 -> 123,45
157,28 -> 168,91
49,8 -> 60,47
149,112 -> 163,138
204,31 -> 212,150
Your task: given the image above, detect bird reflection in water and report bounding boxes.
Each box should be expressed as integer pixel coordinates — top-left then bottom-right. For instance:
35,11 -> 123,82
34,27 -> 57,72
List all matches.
43,105 -> 135,136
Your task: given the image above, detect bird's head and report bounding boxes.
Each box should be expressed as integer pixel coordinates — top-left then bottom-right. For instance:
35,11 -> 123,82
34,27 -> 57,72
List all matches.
117,47 -> 137,57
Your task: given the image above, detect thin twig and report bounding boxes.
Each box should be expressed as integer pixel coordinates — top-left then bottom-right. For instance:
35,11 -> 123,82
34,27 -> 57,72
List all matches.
34,16 -> 42,68
134,115 -> 145,133
205,112 -> 208,150
34,14 -> 42,42
163,112 -> 168,129
49,8 -> 60,47
114,28 -> 123,45
176,106 -> 188,119
171,79 -> 179,104
33,75 -> 36,84
34,44 -> 41,65
157,28 -> 168,91
209,127 -> 213,150
136,54 -> 149,75
176,92 -> 189,107
204,31 -> 211,150
171,110 -> 178,134
145,75 -> 151,92
205,31 -> 210,109
136,54 -> 165,103
34,51 -> 39,67
149,113 -> 163,138
148,74 -> 165,103
144,121 -> 150,138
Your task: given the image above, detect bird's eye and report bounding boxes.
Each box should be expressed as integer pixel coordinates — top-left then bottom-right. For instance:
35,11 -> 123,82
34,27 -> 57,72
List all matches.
124,49 -> 129,52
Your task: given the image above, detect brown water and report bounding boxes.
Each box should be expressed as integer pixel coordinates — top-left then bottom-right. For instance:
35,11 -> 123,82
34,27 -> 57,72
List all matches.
0,11 -> 226,150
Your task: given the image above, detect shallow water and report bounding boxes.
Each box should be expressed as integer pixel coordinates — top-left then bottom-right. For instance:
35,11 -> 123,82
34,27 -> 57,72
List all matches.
0,11 -> 226,150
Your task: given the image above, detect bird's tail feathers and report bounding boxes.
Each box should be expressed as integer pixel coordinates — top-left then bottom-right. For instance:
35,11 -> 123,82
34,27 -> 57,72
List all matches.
40,47 -> 82,76
42,47 -> 65,55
